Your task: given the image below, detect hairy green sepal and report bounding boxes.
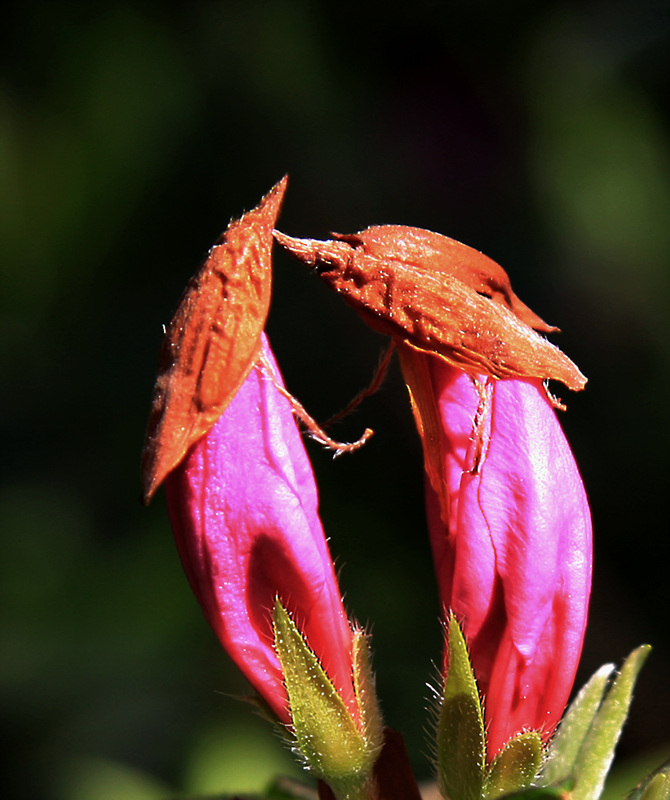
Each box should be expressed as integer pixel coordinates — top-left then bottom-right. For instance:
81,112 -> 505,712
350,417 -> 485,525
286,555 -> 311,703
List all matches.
437,617 -> 546,800
437,615 -> 487,800
272,600 -> 380,800
351,627 -> 384,759
485,732 -> 543,799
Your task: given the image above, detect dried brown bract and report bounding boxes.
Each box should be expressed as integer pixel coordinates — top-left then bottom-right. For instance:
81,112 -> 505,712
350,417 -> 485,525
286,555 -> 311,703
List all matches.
142,177 -> 287,503
274,224 -> 586,395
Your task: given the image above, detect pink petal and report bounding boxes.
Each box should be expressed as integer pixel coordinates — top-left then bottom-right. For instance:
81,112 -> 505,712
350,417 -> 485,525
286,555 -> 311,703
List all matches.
425,357 -> 592,758
165,334 -> 356,724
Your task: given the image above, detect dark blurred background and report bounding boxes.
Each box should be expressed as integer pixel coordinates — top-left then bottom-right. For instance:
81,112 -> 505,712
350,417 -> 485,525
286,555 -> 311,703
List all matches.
2,2 -> 669,798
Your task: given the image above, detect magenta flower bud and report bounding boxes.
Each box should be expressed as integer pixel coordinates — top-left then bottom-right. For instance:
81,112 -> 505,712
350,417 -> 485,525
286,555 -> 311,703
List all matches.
164,334 -> 359,727
399,346 -> 592,761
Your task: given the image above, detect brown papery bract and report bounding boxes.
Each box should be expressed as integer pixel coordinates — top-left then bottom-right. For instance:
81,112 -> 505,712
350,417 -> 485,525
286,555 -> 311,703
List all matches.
273,224 -> 586,394
142,177 -> 287,504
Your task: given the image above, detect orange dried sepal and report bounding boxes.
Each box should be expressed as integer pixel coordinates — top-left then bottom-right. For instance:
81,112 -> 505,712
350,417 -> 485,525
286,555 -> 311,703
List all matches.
142,177 -> 287,503
274,224 -> 586,393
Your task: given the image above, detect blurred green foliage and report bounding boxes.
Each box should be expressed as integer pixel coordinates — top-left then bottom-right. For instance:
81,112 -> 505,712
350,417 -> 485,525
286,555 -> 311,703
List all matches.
1,2 -> 669,798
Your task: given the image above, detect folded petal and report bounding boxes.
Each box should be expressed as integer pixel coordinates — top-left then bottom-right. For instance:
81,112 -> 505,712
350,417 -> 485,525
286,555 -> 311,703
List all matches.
401,345 -> 592,759
165,334 -> 358,725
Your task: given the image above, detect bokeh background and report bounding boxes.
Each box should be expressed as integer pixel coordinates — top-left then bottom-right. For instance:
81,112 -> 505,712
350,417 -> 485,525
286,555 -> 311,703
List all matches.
2,2 -> 669,798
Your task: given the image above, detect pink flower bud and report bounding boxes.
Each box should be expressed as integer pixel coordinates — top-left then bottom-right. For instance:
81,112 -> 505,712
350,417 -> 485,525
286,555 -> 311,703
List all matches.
399,345 -> 592,761
164,334 -> 359,726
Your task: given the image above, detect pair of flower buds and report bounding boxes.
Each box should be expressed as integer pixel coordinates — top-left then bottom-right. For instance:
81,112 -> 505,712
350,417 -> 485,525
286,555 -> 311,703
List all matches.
141,177 -> 592,796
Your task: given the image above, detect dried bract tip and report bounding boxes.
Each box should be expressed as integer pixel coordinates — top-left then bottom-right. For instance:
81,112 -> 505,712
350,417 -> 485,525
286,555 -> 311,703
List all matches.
274,224 -> 587,394
142,176 -> 288,503
335,225 -> 559,334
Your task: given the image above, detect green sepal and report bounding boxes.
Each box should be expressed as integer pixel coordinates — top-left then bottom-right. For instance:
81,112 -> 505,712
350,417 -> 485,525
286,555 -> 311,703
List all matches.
540,645 -> 651,800
540,662 -> 616,786
626,760 -> 670,800
437,614 -> 486,800
485,731 -> 543,800
272,600 -> 373,799
351,628 -> 384,759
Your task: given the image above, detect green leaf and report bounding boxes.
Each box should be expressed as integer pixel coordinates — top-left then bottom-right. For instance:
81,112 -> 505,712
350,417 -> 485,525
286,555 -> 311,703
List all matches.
272,600 -> 373,800
485,732 -> 543,800
540,663 -> 616,786
571,645 -> 652,800
436,615 -> 486,800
